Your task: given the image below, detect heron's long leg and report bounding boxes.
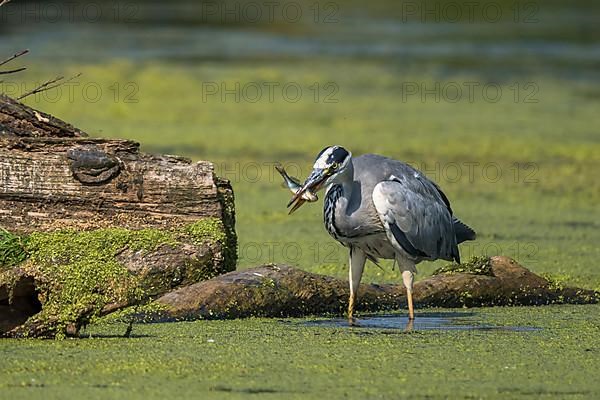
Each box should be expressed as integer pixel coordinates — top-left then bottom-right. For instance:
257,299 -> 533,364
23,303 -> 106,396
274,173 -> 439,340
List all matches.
348,247 -> 366,325
402,270 -> 415,320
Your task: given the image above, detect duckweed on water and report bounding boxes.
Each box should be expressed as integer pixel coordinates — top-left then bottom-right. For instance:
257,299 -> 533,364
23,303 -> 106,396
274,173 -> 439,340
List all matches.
2,305 -> 599,399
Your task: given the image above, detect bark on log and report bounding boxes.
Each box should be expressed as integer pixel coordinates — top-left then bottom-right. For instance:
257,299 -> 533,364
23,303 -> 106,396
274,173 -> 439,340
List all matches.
152,256 -> 599,321
0,94 -> 86,138
1,94 -> 236,232
0,95 -> 237,338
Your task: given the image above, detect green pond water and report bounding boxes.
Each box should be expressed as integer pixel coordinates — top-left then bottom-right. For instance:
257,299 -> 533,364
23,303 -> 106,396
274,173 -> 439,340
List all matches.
1,0 -> 599,398
1,306 -> 599,399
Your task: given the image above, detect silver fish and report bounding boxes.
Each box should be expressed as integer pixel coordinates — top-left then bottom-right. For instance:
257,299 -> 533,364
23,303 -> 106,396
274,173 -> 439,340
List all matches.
275,164 -> 318,214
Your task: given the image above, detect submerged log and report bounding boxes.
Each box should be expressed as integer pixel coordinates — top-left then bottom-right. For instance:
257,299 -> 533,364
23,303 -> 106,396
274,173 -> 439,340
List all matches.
153,256 -> 599,320
0,95 -> 237,337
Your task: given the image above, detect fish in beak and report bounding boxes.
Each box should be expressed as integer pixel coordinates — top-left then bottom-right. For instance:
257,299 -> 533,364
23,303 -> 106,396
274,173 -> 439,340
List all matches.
286,168 -> 328,214
275,164 -> 319,214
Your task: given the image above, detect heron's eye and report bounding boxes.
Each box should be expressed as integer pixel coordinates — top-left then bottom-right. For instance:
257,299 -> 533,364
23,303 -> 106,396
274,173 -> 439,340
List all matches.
330,162 -> 339,171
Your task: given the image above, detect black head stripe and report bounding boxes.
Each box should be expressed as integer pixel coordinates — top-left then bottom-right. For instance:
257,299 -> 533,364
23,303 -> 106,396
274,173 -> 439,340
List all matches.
327,146 -> 349,164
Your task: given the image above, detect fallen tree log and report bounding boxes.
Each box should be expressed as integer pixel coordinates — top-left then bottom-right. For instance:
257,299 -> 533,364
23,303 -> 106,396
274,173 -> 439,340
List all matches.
0,95 -> 237,338
0,95 -> 236,233
151,256 -> 599,321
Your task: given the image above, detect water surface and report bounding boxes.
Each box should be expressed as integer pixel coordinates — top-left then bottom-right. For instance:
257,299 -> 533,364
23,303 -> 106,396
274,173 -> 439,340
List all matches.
303,313 -> 541,331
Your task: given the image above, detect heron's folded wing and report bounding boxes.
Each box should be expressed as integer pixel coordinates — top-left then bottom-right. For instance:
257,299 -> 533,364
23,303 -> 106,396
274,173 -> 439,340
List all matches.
372,179 -> 458,261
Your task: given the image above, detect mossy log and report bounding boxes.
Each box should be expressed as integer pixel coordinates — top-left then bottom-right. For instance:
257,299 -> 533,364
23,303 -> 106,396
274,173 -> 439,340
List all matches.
152,256 -> 599,321
0,95 -> 237,337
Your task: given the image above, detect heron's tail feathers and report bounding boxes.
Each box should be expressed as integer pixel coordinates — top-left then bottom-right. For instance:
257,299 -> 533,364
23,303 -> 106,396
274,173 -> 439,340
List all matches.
453,217 -> 476,244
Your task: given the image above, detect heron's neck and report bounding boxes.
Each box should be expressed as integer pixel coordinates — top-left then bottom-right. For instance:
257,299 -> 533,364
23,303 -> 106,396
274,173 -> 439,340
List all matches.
328,161 -> 354,213
323,163 -> 354,239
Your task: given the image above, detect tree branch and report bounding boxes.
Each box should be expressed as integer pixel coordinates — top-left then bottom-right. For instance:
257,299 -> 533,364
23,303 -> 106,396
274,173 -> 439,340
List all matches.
0,50 -> 29,68
0,67 -> 26,75
17,73 -> 82,100
17,76 -> 64,100
0,50 -> 28,77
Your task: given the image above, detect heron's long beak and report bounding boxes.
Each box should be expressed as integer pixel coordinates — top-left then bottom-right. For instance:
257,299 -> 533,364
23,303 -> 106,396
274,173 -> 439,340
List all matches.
287,169 -> 327,214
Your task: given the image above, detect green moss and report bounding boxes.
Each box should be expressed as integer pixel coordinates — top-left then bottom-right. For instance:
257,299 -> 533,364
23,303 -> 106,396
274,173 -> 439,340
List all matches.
261,277 -> 276,288
96,301 -> 170,325
0,228 -> 28,269
540,272 -> 573,291
184,217 -> 236,272
216,182 -> 238,272
24,227 -> 176,338
0,229 -> 31,303
0,269 -> 23,305
184,218 -> 227,246
0,218 -> 234,338
432,256 -> 493,276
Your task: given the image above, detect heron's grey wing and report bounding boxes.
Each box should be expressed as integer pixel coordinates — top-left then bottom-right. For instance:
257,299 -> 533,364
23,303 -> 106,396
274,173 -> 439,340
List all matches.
372,179 -> 459,262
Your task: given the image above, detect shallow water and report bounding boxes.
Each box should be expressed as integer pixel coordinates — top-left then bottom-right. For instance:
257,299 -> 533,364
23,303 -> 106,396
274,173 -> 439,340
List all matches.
303,313 -> 541,331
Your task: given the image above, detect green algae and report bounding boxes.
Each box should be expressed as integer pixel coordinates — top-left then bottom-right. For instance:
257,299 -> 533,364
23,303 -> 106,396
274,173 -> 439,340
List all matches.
1,305 -> 599,399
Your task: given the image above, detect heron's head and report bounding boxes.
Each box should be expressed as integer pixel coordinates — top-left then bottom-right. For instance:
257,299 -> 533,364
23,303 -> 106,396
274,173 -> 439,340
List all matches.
287,145 -> 352,213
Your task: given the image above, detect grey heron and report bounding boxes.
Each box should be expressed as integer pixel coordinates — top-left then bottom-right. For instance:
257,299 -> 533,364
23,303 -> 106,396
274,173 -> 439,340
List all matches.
286,145 -> 476,324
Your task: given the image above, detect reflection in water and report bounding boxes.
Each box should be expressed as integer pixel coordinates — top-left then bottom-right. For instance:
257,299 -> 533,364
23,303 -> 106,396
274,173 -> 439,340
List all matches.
302,314 -> 541,332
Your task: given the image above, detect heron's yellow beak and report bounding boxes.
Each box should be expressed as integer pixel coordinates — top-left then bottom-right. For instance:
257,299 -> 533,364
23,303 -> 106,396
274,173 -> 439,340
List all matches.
287,169 -> 327,214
